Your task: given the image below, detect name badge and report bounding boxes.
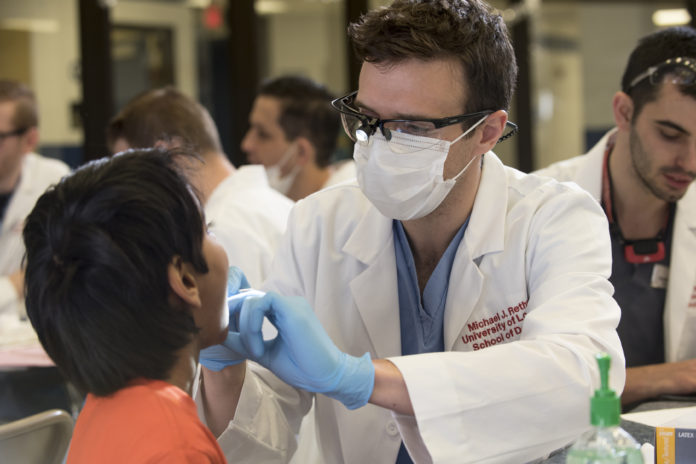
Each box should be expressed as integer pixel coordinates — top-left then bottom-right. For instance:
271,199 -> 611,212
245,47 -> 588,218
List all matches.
651,263 -> 669,289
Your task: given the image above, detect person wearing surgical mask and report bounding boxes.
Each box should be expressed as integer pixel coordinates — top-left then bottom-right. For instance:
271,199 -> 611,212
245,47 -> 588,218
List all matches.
199,1 -> 625,463
107,87 -> 293,288
241,75 -> 355,201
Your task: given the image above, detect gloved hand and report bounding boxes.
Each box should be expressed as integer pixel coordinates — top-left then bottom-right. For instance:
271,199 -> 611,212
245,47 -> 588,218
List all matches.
199,267 -> 261,371
228,292 -> 375,410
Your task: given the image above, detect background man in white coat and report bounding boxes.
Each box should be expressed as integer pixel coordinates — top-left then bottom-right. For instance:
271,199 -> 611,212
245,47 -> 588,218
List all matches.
241,75 -> 355,200
107,87 -> 294,287
200,1 -> 625,462
536,27 -> 696,408
0,79 -> 71,422
0,80 -> 70,318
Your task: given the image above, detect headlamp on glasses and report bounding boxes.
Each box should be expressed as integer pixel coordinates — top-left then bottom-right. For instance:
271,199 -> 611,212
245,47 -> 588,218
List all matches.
627,56 -> 696,92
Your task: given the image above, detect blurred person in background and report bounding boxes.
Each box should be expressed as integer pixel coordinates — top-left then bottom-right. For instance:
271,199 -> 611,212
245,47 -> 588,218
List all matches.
536,27 -> 696,409
0,80 -> 71,423
0,79 -> 70,319
241,75 -> 355,201
107,87 -> 293,287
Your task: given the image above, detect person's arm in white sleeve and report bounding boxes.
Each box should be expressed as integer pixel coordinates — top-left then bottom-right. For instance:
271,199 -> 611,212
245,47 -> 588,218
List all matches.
195,216 -> 314,462
195,361 -> 311,463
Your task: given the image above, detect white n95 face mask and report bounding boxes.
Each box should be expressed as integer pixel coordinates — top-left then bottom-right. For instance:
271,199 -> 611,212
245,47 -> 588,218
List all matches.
354,115 -> 487,220
266,143 -> 300,195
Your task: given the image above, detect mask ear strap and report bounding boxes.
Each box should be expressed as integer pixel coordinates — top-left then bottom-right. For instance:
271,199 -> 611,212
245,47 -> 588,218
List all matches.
276,141 -> 298,169
451,114 -> 489,146
450,152 -> 482,182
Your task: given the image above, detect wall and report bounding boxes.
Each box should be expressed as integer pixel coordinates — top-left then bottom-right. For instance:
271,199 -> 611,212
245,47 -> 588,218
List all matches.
263,2 -> 347,95
112,1 -> 197,104
0,0 -> 81,147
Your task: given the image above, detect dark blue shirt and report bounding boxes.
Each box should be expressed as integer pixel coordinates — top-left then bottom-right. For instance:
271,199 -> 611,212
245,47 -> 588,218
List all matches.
609,217 -> 673,368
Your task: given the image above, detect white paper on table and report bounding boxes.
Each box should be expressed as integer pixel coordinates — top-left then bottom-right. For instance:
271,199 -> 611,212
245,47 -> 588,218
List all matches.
0,313 -> 52,367
641,443 -> 655,464
621,406 -> 696,428
0,313 -> 39,348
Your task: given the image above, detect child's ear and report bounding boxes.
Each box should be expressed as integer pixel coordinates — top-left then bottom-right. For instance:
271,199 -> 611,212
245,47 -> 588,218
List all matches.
167,256 -> 201,308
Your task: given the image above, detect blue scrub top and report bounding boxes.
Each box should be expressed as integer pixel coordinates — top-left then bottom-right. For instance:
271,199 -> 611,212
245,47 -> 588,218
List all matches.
393,217 -> 469,356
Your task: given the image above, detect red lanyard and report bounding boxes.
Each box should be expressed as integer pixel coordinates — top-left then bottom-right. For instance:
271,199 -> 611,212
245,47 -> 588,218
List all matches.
601,143 -> 670,264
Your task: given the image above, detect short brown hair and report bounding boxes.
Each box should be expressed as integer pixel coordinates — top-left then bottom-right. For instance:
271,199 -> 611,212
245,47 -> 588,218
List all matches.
258,75 -> 340,168
107,87 -> 222,155
0,79 -> 38,129
348,0 -> 517,114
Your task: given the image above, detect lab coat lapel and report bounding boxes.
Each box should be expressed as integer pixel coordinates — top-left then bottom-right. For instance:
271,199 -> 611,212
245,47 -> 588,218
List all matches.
444,152 -> 507,350
343,205 -> 401,359
668,184 -> 696,361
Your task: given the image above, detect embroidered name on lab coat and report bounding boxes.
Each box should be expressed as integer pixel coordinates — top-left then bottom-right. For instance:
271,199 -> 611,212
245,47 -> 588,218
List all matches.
461,300 -> 529,350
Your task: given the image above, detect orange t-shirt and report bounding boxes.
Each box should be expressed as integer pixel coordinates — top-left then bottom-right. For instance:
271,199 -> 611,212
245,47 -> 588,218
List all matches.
67,378 -> 226,464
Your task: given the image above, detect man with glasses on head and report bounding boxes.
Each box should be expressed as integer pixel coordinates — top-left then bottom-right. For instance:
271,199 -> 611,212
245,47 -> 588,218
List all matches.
0,80 -> 69,319
537,27 -> 696,409
200,1 -> 624,462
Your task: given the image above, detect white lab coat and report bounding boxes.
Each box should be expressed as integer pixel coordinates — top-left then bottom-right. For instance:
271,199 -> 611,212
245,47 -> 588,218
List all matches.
215,151 -> 625,463
535,129 -> 696,363
323,159 -> 356,189
0,152 -> 70,316
204,165 -> 294,287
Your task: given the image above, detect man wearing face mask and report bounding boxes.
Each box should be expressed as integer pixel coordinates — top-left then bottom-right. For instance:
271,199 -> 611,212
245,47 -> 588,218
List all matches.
241,75 -> 355,201
199,1 -> 625,463
107,87 -> 294,287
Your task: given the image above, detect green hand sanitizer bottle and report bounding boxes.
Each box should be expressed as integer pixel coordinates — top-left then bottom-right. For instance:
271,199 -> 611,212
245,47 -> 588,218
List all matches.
566,353 -> 643,464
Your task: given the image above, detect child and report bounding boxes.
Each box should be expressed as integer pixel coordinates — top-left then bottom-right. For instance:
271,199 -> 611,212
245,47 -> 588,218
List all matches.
23,148 -> 229,463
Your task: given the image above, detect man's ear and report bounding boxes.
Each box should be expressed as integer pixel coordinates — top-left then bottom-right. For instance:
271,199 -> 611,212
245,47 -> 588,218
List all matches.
22,127 -> 39,154
293,137 -> 315,167
612,91 -> 634,131
167,256 -> 201,309
477,110 -> 507,152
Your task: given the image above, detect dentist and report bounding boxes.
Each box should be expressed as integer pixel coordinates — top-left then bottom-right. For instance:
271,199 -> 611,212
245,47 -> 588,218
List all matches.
199,1 -> 625,462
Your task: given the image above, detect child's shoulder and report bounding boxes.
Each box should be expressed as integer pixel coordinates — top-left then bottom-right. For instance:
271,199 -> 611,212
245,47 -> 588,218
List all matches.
68,379 -> 223,463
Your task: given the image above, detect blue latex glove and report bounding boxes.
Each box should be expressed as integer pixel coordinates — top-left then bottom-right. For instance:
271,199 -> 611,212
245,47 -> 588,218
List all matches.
199,267 -> 260,371
226,292 -> 375,410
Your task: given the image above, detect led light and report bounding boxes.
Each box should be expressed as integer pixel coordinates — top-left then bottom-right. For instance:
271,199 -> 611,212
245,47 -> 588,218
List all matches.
255,0 -> 289,15
652,9 -> 691,27
0,19 -> 59,33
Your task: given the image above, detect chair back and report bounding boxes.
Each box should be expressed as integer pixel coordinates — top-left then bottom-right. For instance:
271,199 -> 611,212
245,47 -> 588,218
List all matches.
0,409 -> 73,464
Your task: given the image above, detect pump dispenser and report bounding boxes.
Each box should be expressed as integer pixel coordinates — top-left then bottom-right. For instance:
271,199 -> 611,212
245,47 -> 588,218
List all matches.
566,353 -> 643,464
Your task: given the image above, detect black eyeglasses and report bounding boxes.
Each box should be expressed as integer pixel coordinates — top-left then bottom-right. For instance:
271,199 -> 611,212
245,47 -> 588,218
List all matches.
627,56 -> 696,91
331,90 -> 518,146
0,127 -> 29,144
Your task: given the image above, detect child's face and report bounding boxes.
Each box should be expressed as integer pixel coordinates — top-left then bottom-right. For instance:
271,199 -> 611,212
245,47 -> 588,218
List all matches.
195,229 -> 229,348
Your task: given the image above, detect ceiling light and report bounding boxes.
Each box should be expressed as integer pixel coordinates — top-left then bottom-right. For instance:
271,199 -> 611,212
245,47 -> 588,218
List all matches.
652,9 -> 691,27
